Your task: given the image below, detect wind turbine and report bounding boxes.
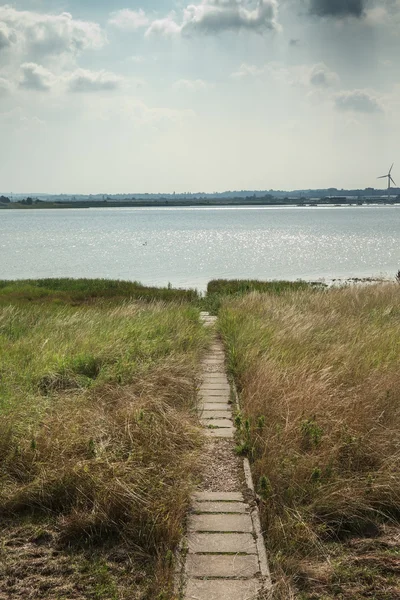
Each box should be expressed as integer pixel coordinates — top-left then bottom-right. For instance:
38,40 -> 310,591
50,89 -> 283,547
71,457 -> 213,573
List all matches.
377,163 -> 397,201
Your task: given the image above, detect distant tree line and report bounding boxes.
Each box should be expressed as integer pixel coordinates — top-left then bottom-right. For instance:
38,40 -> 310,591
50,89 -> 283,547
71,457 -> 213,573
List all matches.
0,196 -> 45,205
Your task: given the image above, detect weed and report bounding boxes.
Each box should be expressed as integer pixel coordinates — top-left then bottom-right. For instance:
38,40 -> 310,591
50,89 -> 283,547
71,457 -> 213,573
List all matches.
257,415 -> 266,430
258,475 -> 273,501
301,417 -> 323,450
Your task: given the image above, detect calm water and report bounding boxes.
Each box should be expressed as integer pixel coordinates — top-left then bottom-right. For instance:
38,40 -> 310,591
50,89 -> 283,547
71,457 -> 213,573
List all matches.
1,206 -> 399,291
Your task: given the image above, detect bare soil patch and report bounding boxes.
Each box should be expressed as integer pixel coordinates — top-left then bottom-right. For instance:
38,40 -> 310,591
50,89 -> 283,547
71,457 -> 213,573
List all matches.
0,519 -> 152,600
199,439 -> 244,492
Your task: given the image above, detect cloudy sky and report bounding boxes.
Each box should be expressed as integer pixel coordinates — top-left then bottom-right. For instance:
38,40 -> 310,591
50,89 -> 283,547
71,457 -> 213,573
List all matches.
0,0 -> 399,193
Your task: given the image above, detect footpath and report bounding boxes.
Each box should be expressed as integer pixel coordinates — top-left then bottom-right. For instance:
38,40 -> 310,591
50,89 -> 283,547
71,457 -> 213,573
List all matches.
179,312 -> 272,600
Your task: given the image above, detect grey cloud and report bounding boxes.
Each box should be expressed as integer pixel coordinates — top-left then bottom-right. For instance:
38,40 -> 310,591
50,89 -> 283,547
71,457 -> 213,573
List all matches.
0,21 -> 16,50
19,62 -> 54,91
0,77 -> 11,95
146,0 -> 280,36
309,63 -> 339,86
310,70 -> 327,85
67,69 -> 122,92
335,89 -> 382,112
309,0 -> 366,18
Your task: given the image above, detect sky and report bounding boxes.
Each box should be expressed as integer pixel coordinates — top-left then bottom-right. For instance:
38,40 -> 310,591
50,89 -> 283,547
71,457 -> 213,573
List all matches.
0,0 -> 399,194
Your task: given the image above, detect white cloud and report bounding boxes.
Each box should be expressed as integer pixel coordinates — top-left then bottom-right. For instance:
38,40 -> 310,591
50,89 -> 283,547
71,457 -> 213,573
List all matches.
0,20 -> 15,50
231,61 -> 339,88
0,5 -> 106,64
334,89 -> 383,113
365,1 -> 400,26
172,78 -> 209,90
365,6 -> 389,25
109,9 -> 149,31
19,62 -> 55,91
146,15 -> 182,37
231,63 -> 265,78
67,69 -> 123,93
146,0 -> 280,36
0,106 -> 45,129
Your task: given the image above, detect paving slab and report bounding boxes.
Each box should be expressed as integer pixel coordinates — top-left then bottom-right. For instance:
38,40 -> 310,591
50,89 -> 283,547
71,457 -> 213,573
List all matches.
192,501 -> 247,514
201,380 -> 229,386
186,554 -> 259,578
202,358 -> 225,365
198,396 -> 230,404
200,403 -> 231,411
185,578 -> 260,600
199,401 -> 230,408
195,492 -> 244,502
199,386 -> 230,392
189,514 -> 253,533
199,390 -> 229,398
205,428 -> 235,438
200,384 -> 231,391
200,410 -> 233,419
198,393 -> 230,402
187,532 -> 256,554
202,419 -> 233,429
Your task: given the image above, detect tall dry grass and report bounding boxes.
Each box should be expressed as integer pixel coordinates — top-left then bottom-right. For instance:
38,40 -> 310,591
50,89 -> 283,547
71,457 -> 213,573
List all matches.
0,296 -> 209,598
219,283 -> 400,594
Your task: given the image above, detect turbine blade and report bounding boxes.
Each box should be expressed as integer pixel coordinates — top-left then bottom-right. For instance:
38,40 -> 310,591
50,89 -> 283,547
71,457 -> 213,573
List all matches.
377,175 -> 387,179
390,176 -> 397,186
389,163 -> 394,174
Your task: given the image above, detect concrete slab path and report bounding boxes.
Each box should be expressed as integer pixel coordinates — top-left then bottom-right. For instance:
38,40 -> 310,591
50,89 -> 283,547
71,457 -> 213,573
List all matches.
181,312 -> 271,599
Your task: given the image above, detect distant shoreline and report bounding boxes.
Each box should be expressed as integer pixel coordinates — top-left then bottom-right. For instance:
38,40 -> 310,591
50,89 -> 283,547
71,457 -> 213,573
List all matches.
1,199 -> 400,210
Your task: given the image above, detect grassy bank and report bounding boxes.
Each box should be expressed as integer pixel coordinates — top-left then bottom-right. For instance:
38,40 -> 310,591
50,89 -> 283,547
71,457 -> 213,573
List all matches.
0,281 -> 209,599
219,283 -> 400,598
0,278 -> 198,305
203,279 -> 315,314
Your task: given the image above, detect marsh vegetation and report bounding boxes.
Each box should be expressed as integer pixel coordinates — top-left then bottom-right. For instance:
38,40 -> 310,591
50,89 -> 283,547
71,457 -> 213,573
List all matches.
0,280 -> 209,599
219,283 -> 400,598
1,277 -> 399,598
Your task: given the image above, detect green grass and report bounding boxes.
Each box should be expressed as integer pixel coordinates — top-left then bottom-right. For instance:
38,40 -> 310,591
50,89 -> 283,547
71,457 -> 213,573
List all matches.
218,283 -> 400,598
0,280 -> 210,599
207,278 -> 316,296
0,278 -> 199,305
203,278 -> 320,314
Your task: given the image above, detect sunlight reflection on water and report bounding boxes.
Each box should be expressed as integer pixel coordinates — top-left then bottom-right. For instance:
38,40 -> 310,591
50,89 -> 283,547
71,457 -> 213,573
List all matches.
1,206 -> 399,290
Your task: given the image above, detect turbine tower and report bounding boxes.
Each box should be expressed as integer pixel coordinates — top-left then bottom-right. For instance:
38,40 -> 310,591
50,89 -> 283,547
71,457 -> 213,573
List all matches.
377,163 -> 396,202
